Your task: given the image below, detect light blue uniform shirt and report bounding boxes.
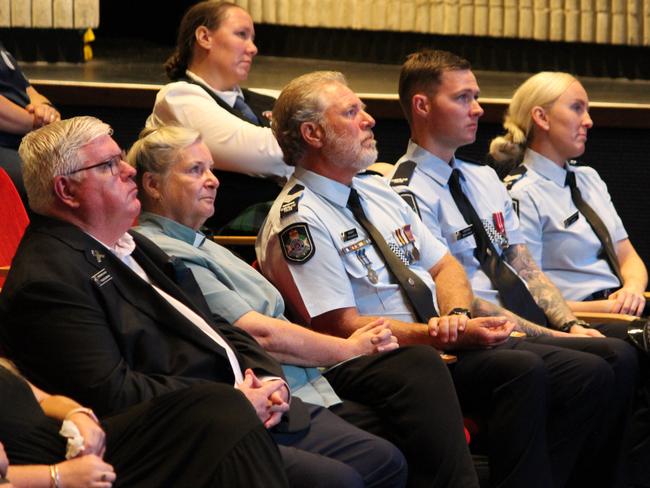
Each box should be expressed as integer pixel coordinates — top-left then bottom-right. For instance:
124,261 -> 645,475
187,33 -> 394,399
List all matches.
507,149 -> 626,301
257,167 -> 448,324
391,140 -> 525,305
135,212 -> 341,407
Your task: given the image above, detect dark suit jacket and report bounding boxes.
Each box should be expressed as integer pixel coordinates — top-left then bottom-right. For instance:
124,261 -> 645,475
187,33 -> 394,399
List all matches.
0,215 -> 306,431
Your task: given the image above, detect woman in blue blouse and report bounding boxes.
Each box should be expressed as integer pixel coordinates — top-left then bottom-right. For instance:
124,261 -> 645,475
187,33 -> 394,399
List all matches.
490,71 -> 647,317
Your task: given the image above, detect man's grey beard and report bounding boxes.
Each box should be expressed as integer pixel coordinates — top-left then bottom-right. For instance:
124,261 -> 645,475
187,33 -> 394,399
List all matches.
322,126 -> 378,173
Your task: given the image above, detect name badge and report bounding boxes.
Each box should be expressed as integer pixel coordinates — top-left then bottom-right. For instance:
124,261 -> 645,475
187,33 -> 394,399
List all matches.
455,225 -> 474,241
564,211 -> 579,228
280,197 -> 300,218
91,269 -> 112,287
341,228 -> 359,242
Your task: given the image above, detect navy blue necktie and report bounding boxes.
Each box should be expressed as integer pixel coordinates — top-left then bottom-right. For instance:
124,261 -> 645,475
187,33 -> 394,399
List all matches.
234,96 -> 260,124
448,169 -> 547,325
565,171 -> 622,282
347,188 -> 438,323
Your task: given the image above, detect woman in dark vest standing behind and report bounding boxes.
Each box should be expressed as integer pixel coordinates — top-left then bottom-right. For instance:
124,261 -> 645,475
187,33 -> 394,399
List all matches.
147,1 -> 291,232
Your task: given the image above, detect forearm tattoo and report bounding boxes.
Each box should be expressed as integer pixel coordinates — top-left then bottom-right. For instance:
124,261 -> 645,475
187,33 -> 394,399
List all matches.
471,297 -> 554,337
503,244 -> 575,327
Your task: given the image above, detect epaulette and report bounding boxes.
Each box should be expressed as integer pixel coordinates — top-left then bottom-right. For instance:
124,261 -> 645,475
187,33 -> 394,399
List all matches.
358,169 -> 385,177
389,160 -> 417,187
280,184 -> 304,219
456,155 -> 486,166
503,165 -> 527,190
398,191 -> 421,218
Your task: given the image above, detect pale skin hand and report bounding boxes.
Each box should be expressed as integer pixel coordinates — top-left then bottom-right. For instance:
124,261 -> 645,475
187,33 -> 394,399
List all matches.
235,312 -> 397,366
429,316 -> 515,349
6,456 -> 115,488
345,319 -> 399,355
67,413 -> 106,458
57,456 -> 115,488
25,86 -> 60,129
611,238 -> 648,316
26,103 -> 60,128
236,369 -> 290,429
29,384 -> 107,457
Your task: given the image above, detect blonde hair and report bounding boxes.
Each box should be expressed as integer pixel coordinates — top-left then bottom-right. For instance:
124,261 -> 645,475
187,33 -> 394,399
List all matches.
272,71 -> 347,166
18,116 -> 112,213
127,125 -> 202,209
0,357 -> 20,375
489,71 -> 577,174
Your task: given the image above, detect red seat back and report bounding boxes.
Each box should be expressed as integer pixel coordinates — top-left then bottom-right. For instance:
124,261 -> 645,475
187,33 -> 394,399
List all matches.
0,168 -> 29,287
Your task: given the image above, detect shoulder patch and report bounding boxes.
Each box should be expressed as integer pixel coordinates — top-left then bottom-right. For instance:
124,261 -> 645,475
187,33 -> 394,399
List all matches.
390,160 -> 417,187
503,165 -> 528,190
398,191 -> 421,218
280,223 -> 315,264
280,184 -> 305,219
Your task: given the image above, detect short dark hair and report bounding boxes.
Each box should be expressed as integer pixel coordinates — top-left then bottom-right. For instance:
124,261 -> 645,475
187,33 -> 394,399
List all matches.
398,49 -> 471,123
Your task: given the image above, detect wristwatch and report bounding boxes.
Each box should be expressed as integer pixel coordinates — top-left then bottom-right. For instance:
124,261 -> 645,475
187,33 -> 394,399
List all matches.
448,307 -> 472,319
558,319 -> 591,333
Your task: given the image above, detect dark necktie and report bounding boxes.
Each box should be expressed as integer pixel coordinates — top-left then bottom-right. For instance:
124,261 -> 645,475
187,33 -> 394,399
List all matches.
347,188 -> 438,322
234,95 -> 260,124
565,171 -> 622,282
448,169 -> 547,325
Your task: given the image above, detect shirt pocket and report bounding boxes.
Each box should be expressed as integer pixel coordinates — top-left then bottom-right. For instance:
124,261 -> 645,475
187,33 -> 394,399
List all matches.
341,239 -> 387,282
443,224 -> 477,255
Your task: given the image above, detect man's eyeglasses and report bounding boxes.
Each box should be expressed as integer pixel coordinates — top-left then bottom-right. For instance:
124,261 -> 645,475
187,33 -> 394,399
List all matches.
66,152 -> 126,177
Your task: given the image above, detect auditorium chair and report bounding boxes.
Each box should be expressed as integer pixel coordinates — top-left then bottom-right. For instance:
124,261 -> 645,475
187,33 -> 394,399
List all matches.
0,168 -> 29,288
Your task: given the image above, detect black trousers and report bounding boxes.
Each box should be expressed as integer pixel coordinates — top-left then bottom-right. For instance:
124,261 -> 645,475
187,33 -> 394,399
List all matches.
103,384 -> 290,488
587,322 -> 650,488
523,334 -> 638,488
326,346 -> 479,488
276,403 -> 407,488
452,336 -> 625,488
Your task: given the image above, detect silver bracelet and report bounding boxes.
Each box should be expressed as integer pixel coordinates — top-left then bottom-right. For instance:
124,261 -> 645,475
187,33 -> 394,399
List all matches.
49,464 -> 61,488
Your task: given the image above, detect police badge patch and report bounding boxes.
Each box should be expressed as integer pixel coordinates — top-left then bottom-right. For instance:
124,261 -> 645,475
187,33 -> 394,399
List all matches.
280,223 -> 315,264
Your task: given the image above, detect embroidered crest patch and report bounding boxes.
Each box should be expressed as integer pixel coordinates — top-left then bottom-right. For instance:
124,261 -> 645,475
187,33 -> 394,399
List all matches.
280,223 -> 315,264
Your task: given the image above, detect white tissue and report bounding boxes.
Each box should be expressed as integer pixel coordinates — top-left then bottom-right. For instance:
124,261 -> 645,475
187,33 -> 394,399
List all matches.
59,420 -> 85,459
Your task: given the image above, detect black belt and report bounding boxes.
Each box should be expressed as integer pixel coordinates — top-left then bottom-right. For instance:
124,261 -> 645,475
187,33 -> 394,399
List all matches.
582,288 -> 616,301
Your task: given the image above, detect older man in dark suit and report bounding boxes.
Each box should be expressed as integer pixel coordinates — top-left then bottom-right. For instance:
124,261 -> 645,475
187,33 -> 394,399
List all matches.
0,116 -> 407,488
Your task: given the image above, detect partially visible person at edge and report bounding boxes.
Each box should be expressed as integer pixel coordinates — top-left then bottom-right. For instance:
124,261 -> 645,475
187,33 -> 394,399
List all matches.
147,0 -> 290,233
0,358 -> 288,488
0,41 -> 60,205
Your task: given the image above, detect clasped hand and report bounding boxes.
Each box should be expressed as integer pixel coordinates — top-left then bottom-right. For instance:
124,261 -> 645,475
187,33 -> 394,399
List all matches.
428,315 -> 515,348
236,369 -> 290,429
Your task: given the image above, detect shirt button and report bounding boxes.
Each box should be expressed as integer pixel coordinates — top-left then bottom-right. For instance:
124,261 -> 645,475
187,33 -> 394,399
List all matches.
407,277 -> 415,286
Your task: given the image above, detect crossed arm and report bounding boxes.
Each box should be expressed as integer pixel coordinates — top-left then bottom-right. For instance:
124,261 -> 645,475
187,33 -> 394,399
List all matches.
0,87 -> 59,135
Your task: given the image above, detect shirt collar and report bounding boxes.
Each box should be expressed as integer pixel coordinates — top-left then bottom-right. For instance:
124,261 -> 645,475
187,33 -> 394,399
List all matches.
525,149 -> 570,187
138,212 -> 206,248
185,70 -> 243,107
404,139 -> 458,186
294,167 -> 353,208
